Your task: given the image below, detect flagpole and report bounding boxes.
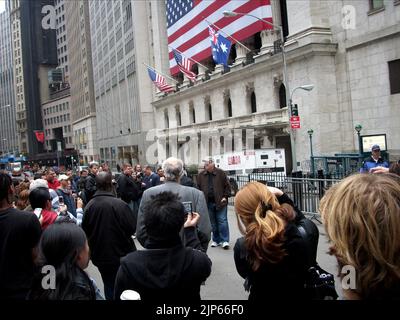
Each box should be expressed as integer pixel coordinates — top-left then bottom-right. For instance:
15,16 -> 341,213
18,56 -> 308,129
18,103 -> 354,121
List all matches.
168,46 -> 210,71
205,19 -> 252,52
142,62 -> 179,84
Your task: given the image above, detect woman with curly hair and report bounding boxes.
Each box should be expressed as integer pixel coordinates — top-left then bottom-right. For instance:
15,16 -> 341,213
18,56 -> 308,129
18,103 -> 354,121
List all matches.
320,173 -> 400,299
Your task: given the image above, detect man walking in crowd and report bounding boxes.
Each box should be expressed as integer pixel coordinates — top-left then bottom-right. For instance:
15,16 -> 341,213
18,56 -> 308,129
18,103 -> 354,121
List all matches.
142,165 -> 160,190
117,163 -> 141,216
82,172 -> 137,300
157,167 -> 165,184
0,173 -> 42,299
46,169 -> 60,191
360,144 -> 389,173
137,157 -> 211,251
84,163 -> 98,204
197,159 -> 231,249
57,175 -> 76,218
115,192 -> 212,301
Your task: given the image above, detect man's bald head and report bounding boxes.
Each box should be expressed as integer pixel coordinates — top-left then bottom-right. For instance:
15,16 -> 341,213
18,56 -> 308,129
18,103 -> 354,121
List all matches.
96,172 -> 112,192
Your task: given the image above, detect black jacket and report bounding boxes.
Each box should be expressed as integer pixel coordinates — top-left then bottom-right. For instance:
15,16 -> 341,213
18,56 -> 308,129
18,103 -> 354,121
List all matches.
82,191 -> 137,267
180,175 -> 195,188
114,227 -> 212,301
84,173 -> 97,203
117,174 -> 141,203
27,267 -> 98,300
234,193 -> 318,300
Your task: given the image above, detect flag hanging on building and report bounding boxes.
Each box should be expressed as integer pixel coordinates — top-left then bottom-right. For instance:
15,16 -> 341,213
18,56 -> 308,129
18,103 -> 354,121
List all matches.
34,130 -> 45,143
166,0 -> 273,75
147,67 -> 175,93
209,26 -> 232,66
172,49 -> 197,82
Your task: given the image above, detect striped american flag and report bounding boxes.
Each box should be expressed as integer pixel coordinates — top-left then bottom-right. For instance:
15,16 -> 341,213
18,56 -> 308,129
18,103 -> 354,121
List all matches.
147,67 -> 175,93
166,0 -> 273,75
172,49 -> 197,82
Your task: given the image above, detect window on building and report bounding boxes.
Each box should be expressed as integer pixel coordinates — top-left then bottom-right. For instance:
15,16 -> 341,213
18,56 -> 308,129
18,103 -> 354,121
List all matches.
189,103 -> 196,124
389,59 -> 400,94
370,0 -> 384,11
280,0 -> 289,39
227,98 -> 232,117
279,84 -> 286,109
176,106 -> 182,126
250,92 -> 257,113
164,110 -> 169,129
208,103 -> 213,121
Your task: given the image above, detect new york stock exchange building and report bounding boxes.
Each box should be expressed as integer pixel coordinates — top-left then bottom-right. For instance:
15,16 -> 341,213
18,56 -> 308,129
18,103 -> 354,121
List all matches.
128,0 -> 400,174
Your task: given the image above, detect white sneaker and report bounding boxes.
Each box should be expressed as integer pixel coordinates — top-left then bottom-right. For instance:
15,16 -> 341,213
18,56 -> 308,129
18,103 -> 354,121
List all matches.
222,242 -> 230,249
210,241 -> 220,247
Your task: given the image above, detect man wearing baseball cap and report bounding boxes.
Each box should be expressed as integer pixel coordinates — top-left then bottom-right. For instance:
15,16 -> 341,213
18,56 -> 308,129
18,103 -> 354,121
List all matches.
360,144 -> 389,173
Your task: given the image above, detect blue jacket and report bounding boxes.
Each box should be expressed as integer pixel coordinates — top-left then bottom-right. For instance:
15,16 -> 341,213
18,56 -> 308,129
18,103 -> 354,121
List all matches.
142,173 -> 160,190
360,156 -> 389,173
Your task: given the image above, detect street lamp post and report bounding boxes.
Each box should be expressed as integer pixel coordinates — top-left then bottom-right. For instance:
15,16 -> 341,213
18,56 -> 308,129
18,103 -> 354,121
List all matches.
223,11 -> 315,173
355,124 -> 363,163
307,129 -> 314,176
222,10 -> 297,170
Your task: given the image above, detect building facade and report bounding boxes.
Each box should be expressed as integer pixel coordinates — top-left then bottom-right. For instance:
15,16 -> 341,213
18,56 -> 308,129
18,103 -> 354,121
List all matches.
41,0 -> 74,155
149,0 -> 400,173
41,87 -> 73,152
9,0 -> 58,157
65,0 -> 98,164
9,0 -> 27,154
0,5 -> 18,156
88,0 -> 154,169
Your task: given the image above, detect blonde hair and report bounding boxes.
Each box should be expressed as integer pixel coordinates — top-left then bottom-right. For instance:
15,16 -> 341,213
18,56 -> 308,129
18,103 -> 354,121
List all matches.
320,173 -> 400,299
234,182 -> 295,271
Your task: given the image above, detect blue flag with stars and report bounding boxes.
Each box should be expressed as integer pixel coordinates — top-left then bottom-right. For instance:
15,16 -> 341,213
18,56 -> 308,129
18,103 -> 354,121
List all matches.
209,26 -> 231,67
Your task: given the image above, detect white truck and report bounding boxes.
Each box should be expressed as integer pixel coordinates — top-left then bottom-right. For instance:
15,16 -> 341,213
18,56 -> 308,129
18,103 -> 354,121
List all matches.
212,149 -> 286,175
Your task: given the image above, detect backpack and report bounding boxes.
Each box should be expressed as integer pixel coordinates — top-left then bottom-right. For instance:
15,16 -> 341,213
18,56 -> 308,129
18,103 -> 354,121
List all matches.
297,219 -> 338,300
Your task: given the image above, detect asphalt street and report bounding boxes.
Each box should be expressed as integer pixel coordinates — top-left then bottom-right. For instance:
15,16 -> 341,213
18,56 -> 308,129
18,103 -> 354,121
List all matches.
86,206 -> 343,300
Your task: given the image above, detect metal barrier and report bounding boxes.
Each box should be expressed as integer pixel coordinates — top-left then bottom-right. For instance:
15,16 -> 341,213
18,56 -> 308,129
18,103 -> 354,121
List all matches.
228,173 -> 342,222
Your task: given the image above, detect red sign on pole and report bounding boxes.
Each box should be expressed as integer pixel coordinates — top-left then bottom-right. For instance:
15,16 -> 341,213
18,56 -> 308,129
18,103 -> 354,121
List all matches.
290,116 -> 301,129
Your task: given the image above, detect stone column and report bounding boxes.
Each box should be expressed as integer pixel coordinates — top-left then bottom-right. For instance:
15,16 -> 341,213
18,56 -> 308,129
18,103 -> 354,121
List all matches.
260,29 -> 279,55
234,43 -> 248,65
197,64 -> 207,81
212,63 -> 223,76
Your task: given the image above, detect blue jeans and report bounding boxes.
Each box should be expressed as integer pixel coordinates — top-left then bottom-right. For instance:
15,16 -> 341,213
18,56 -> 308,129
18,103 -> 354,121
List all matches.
207,202 -> 229,243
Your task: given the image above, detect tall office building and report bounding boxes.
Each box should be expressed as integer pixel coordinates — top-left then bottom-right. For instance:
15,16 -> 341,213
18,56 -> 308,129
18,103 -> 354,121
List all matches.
65,0 -> 98,164
88,0 -> 154,168
41,0 -> 74,157
0,4 -> 18,157
9,0 -> 27,154
9,0 -> 58,157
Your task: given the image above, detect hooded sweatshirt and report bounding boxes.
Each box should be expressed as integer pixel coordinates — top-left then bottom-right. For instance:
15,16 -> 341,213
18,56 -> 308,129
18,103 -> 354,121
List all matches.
114,227 -> 211,301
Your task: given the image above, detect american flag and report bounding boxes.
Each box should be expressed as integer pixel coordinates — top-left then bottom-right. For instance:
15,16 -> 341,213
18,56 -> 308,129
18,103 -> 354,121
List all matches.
147,67 -> 175,93
166,0 -> 272,75
172,49 -> 197,82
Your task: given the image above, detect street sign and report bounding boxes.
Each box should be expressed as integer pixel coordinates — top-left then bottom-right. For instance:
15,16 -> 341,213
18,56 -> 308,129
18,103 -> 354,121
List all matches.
290,116 -> 301,129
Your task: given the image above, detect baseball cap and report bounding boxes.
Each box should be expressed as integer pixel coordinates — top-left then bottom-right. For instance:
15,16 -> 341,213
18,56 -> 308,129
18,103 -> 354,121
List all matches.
58,174 -> 69,181
371,145 -> 380,151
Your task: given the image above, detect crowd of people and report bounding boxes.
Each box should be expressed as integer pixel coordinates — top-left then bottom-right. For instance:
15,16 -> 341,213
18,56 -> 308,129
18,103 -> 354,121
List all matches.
0,150 -> 400,300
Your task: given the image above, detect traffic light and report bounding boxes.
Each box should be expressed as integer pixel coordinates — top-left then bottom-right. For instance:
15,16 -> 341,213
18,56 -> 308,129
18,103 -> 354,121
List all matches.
291,104 -> 299,117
